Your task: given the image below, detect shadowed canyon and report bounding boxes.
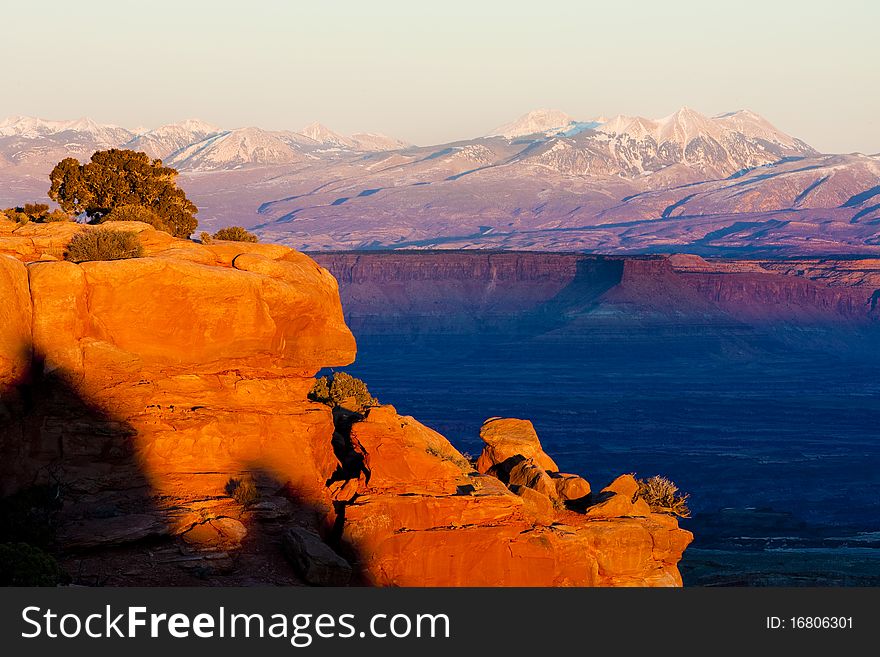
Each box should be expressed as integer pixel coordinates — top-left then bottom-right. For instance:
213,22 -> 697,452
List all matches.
311,251 -> 880,585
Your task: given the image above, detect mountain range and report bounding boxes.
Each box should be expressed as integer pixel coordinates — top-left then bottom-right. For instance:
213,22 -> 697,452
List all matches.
1,109 -> 877,255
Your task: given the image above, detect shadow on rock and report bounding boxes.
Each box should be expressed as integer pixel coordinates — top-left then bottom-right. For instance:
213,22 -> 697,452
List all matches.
0,345 -> 362,586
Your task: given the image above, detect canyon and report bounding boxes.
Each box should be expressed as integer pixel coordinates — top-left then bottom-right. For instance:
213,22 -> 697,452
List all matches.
309,250 -> 880,585
310,250 -> 880,333
0,220 -> 692,586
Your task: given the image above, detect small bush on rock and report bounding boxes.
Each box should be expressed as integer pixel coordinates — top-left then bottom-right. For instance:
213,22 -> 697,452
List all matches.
309,372 -> 378,409
64,228 -> 144,263
637,475 -> 690,518
213,226 -> 258,243
0,543 -> 69,586
3,204 -> 72,223
225,477 -> 259,507
6,211 -> 29,226
43,209 -> 72,222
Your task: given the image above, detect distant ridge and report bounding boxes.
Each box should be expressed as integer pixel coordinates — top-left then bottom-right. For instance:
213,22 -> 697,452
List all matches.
1,108 -> 877,255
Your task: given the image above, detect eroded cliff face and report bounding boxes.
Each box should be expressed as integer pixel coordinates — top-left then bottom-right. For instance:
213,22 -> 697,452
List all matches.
0,221 -> 690,586
312,251 -> 880,332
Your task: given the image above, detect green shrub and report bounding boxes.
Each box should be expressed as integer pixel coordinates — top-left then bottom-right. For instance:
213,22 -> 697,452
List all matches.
0,543 -> 69,586
100,204 -> 168,232
49,150 -> 198,238
213,226 -> 258,243
200,231 -> 213,244
309,376 -> 331,403
636,475 -> 690,518
64,228 -> 144,263
309,372 -> 378,410
8,211 -> 29,226
2,204 -> 71,223
225,477 -> 259,507
43,209 -> 72,222
21,202 -> 49,217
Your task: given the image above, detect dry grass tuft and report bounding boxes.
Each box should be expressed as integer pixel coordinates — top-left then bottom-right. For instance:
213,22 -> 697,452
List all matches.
637,475 -> 690,518
64,228 -> 143,263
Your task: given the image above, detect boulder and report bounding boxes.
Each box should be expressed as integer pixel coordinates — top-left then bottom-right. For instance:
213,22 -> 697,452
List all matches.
476,417 -> 559,474
28,261 -> 90,376
328,478 -> 360,502
2,221 -> 81,261
511,485 -> 556,526
604,474 -> 640,498
506,458 -> 559,500
282,527 -> 352,586
350,405 -> 469,491
551,473 -> 591,501
584,475 -> 652,519
341,406 -> 692,587
182,517 -> 248,548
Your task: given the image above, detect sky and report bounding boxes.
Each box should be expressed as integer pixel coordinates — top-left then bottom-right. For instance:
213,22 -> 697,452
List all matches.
1,0 -> 877,153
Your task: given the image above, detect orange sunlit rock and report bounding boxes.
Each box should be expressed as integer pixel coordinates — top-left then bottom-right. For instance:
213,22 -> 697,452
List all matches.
0,223 -> 691,585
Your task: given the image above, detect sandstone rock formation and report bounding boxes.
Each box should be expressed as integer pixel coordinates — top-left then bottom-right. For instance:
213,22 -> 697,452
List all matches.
476,418 -> 559,474
335,409 -> 691,586
0,222 -> 691,586
1,222 -> 355,584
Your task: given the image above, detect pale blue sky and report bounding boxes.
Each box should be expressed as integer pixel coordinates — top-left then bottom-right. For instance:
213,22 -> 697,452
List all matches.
1,0 -> 877,152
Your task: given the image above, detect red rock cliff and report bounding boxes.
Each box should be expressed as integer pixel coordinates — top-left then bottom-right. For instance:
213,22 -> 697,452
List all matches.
312,251 -> 879,331
0,221 -> 690,586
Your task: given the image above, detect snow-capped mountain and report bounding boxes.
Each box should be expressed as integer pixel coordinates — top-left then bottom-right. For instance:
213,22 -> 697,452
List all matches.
524,106 -> 818,179
349,132 -> 410,152
0,115 -> 410,170
301,122 -> 354,149
0,115 -> 133,146
298,122 -> 407,151
2,108 -> 877,255
165,127 -> 303,171
488,109 -> 576,138
123,120 -> 221,160
0,116 -> 135,167
597,107 -> 812,153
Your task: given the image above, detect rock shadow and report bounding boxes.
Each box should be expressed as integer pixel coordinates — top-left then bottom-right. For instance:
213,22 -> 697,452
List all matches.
0,344 -> 363,586
523,256 -> 625,332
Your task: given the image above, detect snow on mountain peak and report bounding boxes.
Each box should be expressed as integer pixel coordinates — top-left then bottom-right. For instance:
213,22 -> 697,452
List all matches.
0,115 -> 130,143
165,127 -> 301,171
489,109 -> 575,138
349,132 -> 410,151
595,106 -> 810,153
299,122 -> 407,151
712,109 -> 803,149
301,122 -> 352,148
654,107 -> 718,145
175,119 -> 222,135
123,120 -> 223,160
